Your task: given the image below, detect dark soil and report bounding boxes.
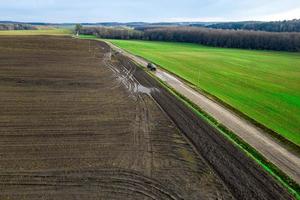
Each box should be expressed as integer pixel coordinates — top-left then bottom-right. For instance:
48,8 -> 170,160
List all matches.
0,36 -> 236,200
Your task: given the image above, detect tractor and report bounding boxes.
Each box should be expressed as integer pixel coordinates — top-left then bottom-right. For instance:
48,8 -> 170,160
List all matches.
147,63 -> 157,71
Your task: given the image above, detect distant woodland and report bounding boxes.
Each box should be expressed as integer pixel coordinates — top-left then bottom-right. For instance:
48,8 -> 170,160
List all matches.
0,24 -> 37,30
204,19 -> 300,32
80,26 -> 300,52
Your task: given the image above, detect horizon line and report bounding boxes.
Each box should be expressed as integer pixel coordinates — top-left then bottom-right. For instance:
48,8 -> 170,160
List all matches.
1,18 -> 300,25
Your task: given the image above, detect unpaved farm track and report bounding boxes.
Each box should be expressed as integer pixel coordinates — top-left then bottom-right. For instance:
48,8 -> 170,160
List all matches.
0,36 -> 236,200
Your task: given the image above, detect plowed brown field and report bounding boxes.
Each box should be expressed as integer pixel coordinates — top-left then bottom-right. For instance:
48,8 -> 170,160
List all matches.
0,36 -> 293,200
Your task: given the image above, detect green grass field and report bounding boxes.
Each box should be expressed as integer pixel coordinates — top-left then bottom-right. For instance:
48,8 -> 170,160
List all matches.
109,40 -> 300,146
0,29 -> 72,36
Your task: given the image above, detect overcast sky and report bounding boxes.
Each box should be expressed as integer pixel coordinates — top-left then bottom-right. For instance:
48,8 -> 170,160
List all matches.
1,0 -> 300,23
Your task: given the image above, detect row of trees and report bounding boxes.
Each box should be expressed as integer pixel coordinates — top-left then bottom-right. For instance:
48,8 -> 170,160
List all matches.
144,27 -> 300,51
80,26 -> 300,52
80,27 -> 143,40
0,24 -> 36,30
205,19 -> 300,32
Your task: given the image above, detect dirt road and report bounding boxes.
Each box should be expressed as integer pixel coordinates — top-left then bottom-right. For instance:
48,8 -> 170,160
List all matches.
106,41 -> 300,184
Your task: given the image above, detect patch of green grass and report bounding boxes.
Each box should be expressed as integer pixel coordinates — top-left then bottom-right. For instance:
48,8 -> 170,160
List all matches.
78,34 -> 98,39
0,29 -> 72,36
109,39 -> 300,146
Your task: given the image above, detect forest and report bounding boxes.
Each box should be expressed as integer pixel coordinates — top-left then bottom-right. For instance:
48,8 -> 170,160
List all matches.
80,26 -> 300,52
204,19 -> 300,32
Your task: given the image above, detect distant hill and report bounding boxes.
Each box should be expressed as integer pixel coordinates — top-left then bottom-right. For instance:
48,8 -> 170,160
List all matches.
2,20 -> 300,32
201,19 -> 300,32
0,21 -> 213,29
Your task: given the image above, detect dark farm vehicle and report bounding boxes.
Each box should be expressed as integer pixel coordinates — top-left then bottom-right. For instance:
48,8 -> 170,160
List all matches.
147,63 -> 157,71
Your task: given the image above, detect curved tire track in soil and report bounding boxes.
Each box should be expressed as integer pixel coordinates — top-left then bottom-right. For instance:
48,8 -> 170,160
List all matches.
103,51 -> 154,177
0,169 -> 181,200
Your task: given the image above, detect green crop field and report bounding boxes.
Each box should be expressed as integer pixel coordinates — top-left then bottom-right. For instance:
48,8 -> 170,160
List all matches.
0,29 -> 72,36
109,39 -> 300,146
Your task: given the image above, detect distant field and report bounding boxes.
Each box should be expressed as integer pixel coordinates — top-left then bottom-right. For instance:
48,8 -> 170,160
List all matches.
0,29 -> 72,36
109,40 -> 300,146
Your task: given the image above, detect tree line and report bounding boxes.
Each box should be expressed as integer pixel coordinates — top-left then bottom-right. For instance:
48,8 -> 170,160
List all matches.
79,26 -> 300,52
144,27 -> 300,51
80,27 -> 143,40
204,19 -> 300,32
0,24 -> 36,30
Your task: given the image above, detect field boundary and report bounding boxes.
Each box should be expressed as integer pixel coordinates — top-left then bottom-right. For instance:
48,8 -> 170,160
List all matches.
125,50 -> 300,154
107,39 -> 300,151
